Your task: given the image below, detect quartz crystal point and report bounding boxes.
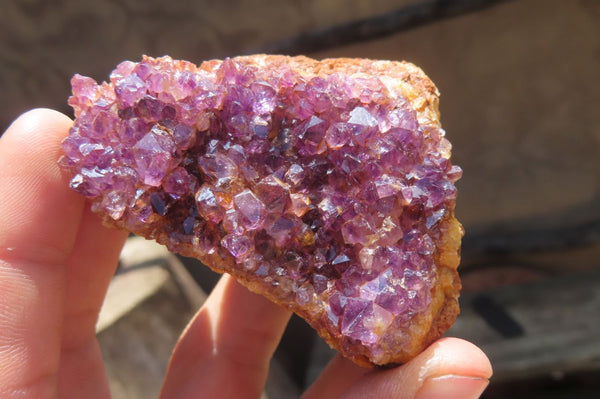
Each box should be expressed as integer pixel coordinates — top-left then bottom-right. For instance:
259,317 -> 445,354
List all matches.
60,55 -> 464,367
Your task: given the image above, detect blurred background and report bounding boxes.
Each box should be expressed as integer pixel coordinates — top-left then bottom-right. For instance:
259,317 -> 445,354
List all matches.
2,0 -> 599,397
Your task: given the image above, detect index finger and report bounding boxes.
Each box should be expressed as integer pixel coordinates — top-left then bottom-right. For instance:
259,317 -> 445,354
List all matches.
0,108 -> 83,263
0,108 -> 83,397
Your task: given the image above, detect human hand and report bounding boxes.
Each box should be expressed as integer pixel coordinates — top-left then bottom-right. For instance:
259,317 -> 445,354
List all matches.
0,109 -> 492,399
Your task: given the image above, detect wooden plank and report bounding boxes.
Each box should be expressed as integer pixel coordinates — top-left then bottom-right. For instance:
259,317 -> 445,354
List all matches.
98,238 -> 199,399
97,237 -> 172,332
447,270 -> 600,382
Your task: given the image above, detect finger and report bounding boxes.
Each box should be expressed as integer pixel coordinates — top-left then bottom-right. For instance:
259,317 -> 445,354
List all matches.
61,208 -> 128,349
57,206 -> 127,399
301,354 -> 370,399
0,109 -> 83,397
0,108 -> 128,399
334,338 -> 492,399
160,274 -> 292,399
0,108 -> 82,264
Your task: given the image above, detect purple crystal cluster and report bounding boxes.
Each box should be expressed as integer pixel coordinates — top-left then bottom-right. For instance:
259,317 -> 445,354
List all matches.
61,55 -> 461,364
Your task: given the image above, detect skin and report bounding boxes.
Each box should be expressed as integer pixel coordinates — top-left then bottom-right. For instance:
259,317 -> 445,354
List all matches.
0,109 -> 492,399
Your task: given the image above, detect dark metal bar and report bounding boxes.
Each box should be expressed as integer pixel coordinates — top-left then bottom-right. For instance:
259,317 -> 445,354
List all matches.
462,217 -> 600,259
471,294 -> 525,338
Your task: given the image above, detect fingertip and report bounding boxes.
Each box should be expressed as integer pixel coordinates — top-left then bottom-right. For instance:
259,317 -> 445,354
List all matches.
3,108 -> 72,142
2,108 -> 73,172
333,338 -> 492,399
0,108 -> 79,265
409,338 -> 492,399
422,338 -> 493,381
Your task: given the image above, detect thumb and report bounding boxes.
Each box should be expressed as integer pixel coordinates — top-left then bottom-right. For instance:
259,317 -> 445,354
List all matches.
338,338 -> 492,399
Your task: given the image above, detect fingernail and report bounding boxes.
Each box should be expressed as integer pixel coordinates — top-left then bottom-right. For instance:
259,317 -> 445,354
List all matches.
416,375 -> 489,399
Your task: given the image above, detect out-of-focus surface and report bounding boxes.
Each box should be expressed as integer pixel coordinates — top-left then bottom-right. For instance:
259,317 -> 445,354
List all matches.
0,0 -> 408,129
3,0 -> 599,397
2,0 -> 599,231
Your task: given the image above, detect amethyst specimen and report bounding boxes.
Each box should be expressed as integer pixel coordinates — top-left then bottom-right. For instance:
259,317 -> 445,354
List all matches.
60,55 -> 463,367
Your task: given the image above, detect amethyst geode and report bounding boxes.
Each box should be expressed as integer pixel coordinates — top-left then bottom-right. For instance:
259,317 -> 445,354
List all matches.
60,55 -> 463,367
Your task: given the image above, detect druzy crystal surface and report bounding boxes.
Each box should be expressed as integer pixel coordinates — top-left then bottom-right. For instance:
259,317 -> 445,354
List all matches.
61,55 -> 462,366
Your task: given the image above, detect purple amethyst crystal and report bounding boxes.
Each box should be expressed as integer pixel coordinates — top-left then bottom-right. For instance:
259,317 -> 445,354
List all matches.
61,55 -> 463,367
